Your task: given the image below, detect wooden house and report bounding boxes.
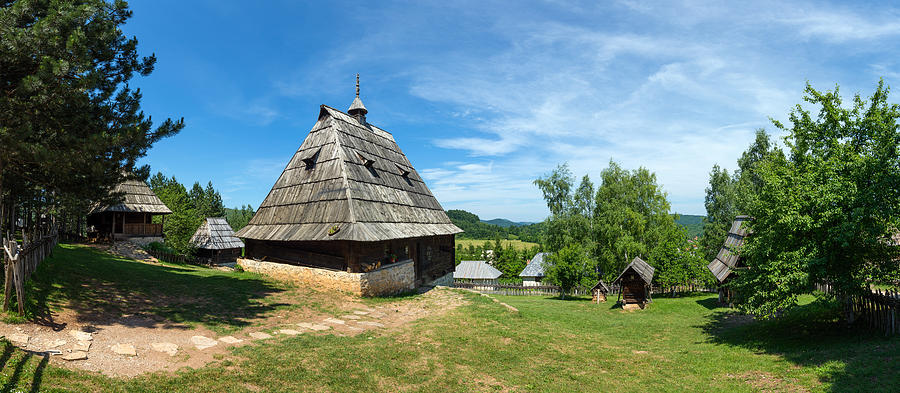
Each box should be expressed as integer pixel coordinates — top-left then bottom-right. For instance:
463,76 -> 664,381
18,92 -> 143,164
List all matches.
519,252 -> 550,286
453,260 -> 502,287
234,84 -> 462,295
87,175 -> 171,242
591,279 -> 611,303
707,215 -> 752,304
191,217 -> 244,264
613,257 -> 655,308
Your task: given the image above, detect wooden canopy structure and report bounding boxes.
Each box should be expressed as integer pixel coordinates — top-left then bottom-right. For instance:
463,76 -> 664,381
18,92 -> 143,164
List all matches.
191,217 -> 244,264
591,279 -> 611,303
87,176 -> 171,240
235,95 -> 462,287
707,215 -> 752,304
614,257 -> 655,307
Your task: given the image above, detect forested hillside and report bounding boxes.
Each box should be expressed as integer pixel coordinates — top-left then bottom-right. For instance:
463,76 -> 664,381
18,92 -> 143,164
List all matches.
674,214 -> 705,238
446,210 -> 544,243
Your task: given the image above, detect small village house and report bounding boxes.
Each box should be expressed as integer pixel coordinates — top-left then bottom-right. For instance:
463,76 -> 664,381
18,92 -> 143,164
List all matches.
707,215 -> 752,305
614,257 -> 655,308
591,279 -> 611,303
191,217 -> 245,264
87,175 -> 171,244
519,252 -> 550,286
453,260 -> 502,288
234,78 -> 462,296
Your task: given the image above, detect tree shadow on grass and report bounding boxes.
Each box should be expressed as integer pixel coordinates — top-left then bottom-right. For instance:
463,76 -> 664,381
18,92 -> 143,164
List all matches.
22,244 -> 288,332
694,297 -> 722,310
699,299 -> 900,392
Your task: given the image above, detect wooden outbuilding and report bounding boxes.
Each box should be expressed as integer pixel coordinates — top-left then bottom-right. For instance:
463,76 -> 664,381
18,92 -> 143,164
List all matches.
591,280 -> 611,303
519,252 -> 551,286
707,215 -> 752,305
613,257 -> 655,308
234,82 -> 462,294
191,217 -> 245,264
87,175 -> 171,242
453,260 -> 502,287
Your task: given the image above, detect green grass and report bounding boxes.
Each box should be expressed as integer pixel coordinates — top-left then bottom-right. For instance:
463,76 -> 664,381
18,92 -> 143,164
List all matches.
456,238 -> 540,252
0,244 -> 896,392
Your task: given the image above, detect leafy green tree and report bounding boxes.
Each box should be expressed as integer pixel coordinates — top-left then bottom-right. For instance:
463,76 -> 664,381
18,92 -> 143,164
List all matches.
225,204 -> 255,231
545,243 -> 594,298
0,0 -> 182,231
652,224 -> 708,295
150,175 -> 200,255
699,165 -> 737,260
734,81 -> 900,319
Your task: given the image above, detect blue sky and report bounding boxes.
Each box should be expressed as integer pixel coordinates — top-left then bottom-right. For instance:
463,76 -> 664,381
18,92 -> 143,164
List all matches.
127,0 -> 900,222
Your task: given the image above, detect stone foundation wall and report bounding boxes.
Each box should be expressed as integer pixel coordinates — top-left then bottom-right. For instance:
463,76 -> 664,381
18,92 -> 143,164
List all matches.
237,258 -> 415,297
427,271 -> 454,287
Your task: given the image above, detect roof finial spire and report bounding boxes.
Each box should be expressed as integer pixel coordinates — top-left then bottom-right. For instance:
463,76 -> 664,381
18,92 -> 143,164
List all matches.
348,73 -> 368,123
355,73 -> 360,98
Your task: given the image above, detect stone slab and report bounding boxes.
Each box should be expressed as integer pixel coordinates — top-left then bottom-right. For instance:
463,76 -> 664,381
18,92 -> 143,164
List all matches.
69,331 -> 93,341
62,351 -> 88,361
111,343 -> 136,356
219,336 -> 243,344
356,321 -> 385,328
341,315 -> 362,320
8,333 -> 28,344
150,342 -> 178,356
191,335 -> 218,350
249,332 -> 272,340
323,318 -> 345,325
73,341 -> 91,352
278,329 -> 301,336
47,339 -> 66,348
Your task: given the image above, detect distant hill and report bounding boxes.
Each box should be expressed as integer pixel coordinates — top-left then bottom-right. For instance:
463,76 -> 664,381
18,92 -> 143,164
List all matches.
481,218 -> 536,227
674,214 -> 705,238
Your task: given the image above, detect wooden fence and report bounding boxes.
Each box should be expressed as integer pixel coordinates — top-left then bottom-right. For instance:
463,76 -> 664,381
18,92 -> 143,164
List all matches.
2,227 -> 59,315
816,282 -> 899,335
453,282 -> 716,297
144,248 -> 214,266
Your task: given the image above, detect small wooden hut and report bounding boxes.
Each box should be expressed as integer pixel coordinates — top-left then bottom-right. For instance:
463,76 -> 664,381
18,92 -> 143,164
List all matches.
707,215 -> 752,305
613,257 -> 655,308
234,84 -> 462,295
519,252 -> 550,286
87,175 -> 171,242
191,217 -> 245,264
591,280 -> 611,303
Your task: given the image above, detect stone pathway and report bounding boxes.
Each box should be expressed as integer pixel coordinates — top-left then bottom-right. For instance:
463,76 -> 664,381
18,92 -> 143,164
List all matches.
191,336 -> 218,350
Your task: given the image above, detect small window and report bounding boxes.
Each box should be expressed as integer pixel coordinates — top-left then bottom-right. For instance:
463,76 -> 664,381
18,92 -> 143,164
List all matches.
395,163 -> 413,185
356,152 -> 378,177
302,148 -> 321,170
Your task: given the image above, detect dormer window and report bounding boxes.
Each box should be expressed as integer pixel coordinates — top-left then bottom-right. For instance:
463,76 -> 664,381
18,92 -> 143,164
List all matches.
395,163 -> 413,185
302,148 -> 321,170
356,152 -> 378,177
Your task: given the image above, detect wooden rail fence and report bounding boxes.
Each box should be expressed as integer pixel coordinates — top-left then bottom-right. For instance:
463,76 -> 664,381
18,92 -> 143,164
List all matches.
2,227 -> 59,315
816,282 -> 899,335
453,282 -> 716,297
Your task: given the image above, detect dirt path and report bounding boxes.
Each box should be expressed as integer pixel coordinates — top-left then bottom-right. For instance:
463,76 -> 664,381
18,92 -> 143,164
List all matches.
0,286 -> 468,377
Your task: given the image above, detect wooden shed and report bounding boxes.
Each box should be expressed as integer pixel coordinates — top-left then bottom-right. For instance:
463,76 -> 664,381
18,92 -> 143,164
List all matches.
87,175 -> 171,242
453,260 -> 502,287
591,279 -> 611,303
519,252 -> 551,286
234,86 -> 462,291
707,215 -> 752,305
191,217 -> 245,264
613,257 -> 655,308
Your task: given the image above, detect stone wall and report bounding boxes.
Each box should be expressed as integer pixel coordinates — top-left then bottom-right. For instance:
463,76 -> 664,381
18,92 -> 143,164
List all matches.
237,258 -> 415,297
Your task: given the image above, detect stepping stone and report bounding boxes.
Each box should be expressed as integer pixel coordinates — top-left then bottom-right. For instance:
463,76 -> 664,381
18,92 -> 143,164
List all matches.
341,315 -> 362,320
219,336 -> 243,344
191,335 -> 218,350
47,339 -> 67,348
308,324 -> 330,331
249,332 -> 272,340
150,342 -> 178,356
345,326 -> 363,332
111,343 -> 136,356
296,322 -> 314,329
69,331 -> 93,341
369,312 -> 387,319
62,351 -> 88,361
8,333 -> 29,344
73,341 -> 91,352
323,318 -> 345,325
278,329 -> 301,336
356,321 -> 385,328
353,310 -> 370,315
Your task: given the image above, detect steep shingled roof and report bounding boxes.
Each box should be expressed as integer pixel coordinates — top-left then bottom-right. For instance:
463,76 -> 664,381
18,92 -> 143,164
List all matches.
89,176 -> 172,215
191,217 -> 245,250
235,105 -> 462,242
613,257 -> 655,285
453,260 -> 502,280
707,216 -> 752,282
519,252 -> 551,278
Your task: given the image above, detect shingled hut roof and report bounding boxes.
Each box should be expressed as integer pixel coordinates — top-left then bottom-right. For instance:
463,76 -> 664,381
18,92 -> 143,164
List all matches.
453,260 -> 502,280
613,257 -> 655,285
707,215 -> 752,282
191,218 -> 245,250
89,176 -> 172,215
235,105 -> 462,242
519,252 -> 551,278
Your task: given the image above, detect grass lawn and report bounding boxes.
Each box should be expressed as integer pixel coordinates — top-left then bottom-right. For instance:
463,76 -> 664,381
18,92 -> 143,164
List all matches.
0,244 -> 896,392
456,238 -> 540,252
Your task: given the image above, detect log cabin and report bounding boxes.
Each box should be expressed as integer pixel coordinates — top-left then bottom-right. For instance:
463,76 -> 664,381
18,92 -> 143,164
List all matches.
191,217 -> 244,264
235,78 -> 462,295
87,175 -> 171,243
614,257 -> 655,308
